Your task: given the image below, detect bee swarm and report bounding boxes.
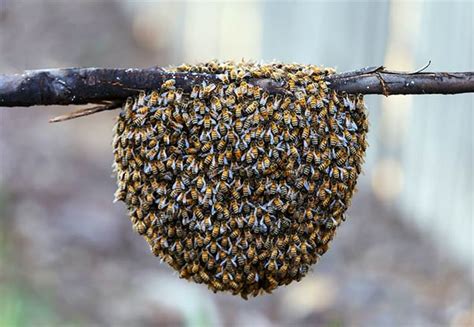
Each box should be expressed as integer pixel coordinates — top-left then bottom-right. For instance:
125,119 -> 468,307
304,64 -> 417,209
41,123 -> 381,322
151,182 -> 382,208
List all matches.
112,61 -> 368,298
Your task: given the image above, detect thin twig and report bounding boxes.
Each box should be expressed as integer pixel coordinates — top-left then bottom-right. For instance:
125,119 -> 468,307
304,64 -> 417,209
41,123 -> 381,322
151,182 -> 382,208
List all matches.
411,60 -> 431,74
49,100 -> 122,123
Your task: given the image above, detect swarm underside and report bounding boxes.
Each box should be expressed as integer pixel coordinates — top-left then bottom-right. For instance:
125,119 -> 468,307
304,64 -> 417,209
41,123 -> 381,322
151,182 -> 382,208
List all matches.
112,61 -> 368,298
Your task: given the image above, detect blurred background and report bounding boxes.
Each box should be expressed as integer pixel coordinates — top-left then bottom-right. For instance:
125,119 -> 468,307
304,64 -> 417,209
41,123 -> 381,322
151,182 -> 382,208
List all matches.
0,0 -> 472,326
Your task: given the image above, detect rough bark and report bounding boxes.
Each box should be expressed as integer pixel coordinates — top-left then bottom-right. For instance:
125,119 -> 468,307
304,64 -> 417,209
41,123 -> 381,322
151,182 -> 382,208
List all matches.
0,67 -> 472,108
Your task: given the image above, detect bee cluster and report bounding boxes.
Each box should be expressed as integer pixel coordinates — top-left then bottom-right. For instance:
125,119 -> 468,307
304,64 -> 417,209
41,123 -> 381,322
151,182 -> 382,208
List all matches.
112,61 -> 368,298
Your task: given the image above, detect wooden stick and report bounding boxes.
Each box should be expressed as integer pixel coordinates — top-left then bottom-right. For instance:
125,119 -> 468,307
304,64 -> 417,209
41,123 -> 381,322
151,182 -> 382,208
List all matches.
0,67 -> 472,109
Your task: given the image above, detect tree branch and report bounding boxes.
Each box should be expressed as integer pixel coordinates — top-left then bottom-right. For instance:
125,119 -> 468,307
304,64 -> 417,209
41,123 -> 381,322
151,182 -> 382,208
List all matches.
0,67 -> 222,107
0,67 -> 473,108
327,70 -> 474,95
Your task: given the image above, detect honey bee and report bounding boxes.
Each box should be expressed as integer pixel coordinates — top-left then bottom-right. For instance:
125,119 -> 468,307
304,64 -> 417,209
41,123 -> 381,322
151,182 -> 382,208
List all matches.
221,167 -> 230,181
330,167 -> 340,180
187,186 -> 198,200
199,250 -> 209,264
216,139 -> 227,152
234,85 -> 243,99
242,116 -> 252,131
213,202 -> 224,214
134,90 -> 147,107
201,141 -> 212,153
199,271 -> 210,283
193,208 -> 204,220
153,161 -> 165,175
132,113 -> 146,126
201,114 -> 212,129
252,112 -> 261,125
248,85 -> 259,99
240,81 -> 248,95
356,94 -> 365,110
273,197 -> 283,211
317,136 -> 327,150
266,260 -> 276,272
162,79 -> 176,90
294,176 -> 306,189
165,90 -> 175,103
229,68 -> 238,80
234,119 -> 243,133
247,245 -> 256,260
229,281 -> 240,291
137,104 -> 150,116
231,103 -> 243,118
160,237 -> 169,249
329,134 -> 339,146
250,180 -> 263,195
207,257 -> 216,270
209,241 -> 217,254
347,167 -> 357,181
341,128 -> 353,142
212,224 -> 220,238
132,170 -> 141,181
258,154 -> 269,168
274,261 -> 288,277
287,244 -> 297,258
335,150 -> 346,166
215,70 -> 229,83
283,110 -> 292,125
318,79 -> 329,93
288,146 -> 298,159
260,101 -> 271,119
234,254 -> 245,268
114,189 -> 125,202
255,91 -> 269,105
306,181 -> 315,193
320,195 -> 331,207
210,128 -> 219,141
204,185 -> 213,199
268,93 -> 281,110
283,130 -> 297,142
281,97 -> 292,110
223,95 -> 235,107
203,154 -> 213,166
230,186 -> 240,199
261,214 -> 271,228
257,250 -> 268,261
211,96 -> 222,111
222,272 -> 230,284
134,153 -> 144,166
250,144 -> 259,158
245,101 -> 258,114
203,83 -> 216,97
247,211 -> 257,227
146,90 -> 159,106
291,113 -> 299,127
211,280 -> 223,291
166,224 -> 177,238
225,83 -> 236,96
227,226 -> 240,239
300,163 -> 312,176
193,175 -> 205,189
160,132 -> 171,145
307,81 -> 319,93
247,272 -> 255,283
288,78 -> 296,91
